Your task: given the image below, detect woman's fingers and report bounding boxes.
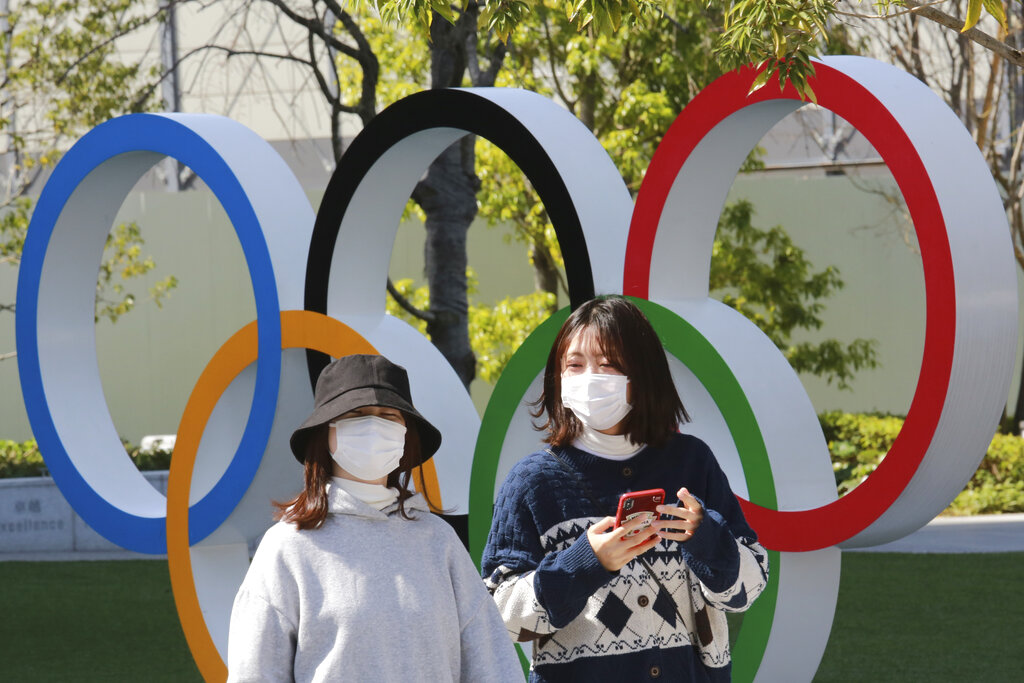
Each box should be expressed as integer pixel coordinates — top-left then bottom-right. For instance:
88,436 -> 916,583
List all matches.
626,531 -> 661,554
652,517 -> 698,532
586,487 -> 711,560
651,517 -> 698,542
617,512 -> 658,538
657,488 -> 703,517
654,528 -> 694,542
677,487 -> 703,513
587,515 -> 660,571
654,504 -> 699,522
653,488 -> 704,541
652,504 -> 700,540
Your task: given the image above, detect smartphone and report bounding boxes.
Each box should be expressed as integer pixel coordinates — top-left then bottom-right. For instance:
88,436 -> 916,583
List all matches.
614,488 -> 665,539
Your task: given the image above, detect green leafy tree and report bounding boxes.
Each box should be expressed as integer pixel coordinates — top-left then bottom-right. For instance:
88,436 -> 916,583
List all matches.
181,0 -> 510,388
476,0 -> 717,302
472,0 -> 876,386
711,201 -> 877,388
183,0 -> 877,390
364,0 -> 1022,100
0,0 -> 177,361
387,270 -> 557,383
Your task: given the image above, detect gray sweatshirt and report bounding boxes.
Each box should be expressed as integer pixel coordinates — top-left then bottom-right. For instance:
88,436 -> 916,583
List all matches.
227,486 -> 523,682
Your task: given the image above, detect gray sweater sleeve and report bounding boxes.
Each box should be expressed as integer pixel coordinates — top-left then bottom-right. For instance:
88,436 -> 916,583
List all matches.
226,525 -> 299,683
445,527 -> 526,682
227,587 -> 297,683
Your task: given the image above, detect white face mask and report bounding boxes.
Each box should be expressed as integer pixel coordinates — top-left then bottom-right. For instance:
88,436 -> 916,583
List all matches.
329,415 -> 407,481
560,372 -> 632,431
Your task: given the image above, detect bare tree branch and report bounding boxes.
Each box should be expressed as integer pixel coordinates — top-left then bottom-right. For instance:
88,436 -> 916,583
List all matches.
901,0 -> 1024,68
542,17 -> 575,112
463,4 -> 507,87
387,278 -> 435,322
133,42 -> 366,116
261,0 -> 364,59
1009,123 -> 1024,200
50,6 -> 166,86
976,48 -> 1003,151
834,0 -> 948,20
304,25 -> 348,161
306,28 -> 342,109
909,14 -> 925,80
333,9 -> 379,125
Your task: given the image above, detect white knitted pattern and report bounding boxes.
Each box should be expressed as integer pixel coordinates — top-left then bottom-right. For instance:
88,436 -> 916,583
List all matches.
522,516 -> 767,668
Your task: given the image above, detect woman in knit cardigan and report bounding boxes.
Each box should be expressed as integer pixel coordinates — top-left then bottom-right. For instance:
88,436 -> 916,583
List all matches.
482,296 -> 769,682
227,354 -> 521,682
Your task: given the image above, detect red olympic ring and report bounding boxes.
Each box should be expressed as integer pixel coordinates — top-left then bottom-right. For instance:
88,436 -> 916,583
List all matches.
626,61 -> 955,551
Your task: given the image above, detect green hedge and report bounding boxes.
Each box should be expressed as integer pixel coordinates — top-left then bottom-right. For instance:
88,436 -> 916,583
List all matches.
821,411 -> 1024,515
3,416 -> 1023,515
0,441 -> 46,479
0,439 -> 172,479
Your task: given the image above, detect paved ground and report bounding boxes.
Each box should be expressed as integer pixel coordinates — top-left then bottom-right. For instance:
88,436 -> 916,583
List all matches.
3,514 -> 1024,561
843,512 -> 1024,553
0,549 -> 167,562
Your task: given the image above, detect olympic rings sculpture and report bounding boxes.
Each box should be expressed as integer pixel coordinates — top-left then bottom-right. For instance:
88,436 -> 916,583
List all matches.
16,56 -> 1017,682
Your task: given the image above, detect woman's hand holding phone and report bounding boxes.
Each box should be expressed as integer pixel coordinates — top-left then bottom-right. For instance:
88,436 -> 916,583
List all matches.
586,516 -> 661,572
651,487 -> 704,542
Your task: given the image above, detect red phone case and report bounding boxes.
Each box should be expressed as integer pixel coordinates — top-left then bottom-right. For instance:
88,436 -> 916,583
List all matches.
614,488 -> 665,538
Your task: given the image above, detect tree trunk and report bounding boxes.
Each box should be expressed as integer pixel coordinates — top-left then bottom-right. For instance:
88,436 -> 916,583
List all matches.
531,242 -> 559,295
578,73 -> 598,130
409,11 -> 480,389
530,240 -> 561,314
413,136 -> 480,388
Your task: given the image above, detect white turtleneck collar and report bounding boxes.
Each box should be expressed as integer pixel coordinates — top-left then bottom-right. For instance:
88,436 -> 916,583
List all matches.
329,477 -> 399,510
572,426 -> 646,460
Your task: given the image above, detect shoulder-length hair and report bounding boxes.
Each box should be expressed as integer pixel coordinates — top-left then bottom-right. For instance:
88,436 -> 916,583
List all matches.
533,296 -> 689,448
273,418 -> 431,530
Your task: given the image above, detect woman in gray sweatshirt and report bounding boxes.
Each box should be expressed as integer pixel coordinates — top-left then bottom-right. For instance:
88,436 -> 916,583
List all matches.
227,354 -> 523,682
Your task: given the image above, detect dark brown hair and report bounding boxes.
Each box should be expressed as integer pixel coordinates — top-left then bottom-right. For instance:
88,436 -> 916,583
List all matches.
274,415 -> 435,530
533,296 -> 689,448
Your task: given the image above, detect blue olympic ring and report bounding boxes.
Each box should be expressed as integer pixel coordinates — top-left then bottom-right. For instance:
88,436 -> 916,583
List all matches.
16,114 -> 283,553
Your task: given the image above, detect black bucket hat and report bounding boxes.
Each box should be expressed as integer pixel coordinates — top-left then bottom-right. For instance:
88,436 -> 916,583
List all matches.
289,354 -> 442,464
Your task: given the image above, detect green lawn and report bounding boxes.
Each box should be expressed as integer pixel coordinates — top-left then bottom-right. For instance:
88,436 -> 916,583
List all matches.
1,553 -> 1021,681
814,552 -> 1024,682
0,560 -> 202,682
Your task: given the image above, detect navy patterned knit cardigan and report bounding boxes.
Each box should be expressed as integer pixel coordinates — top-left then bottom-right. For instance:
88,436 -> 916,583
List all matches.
481,434 -> 769,682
